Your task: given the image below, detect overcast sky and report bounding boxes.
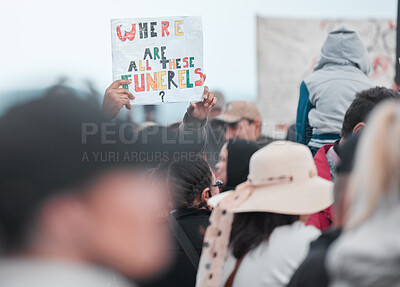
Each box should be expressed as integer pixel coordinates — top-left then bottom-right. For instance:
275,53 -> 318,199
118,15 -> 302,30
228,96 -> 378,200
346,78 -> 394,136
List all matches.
0,0 -> 397,121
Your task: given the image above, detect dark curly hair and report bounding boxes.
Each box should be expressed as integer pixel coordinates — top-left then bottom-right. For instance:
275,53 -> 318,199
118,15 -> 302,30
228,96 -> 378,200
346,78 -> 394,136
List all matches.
165,156 -> 213,209
230,212 -> 299,259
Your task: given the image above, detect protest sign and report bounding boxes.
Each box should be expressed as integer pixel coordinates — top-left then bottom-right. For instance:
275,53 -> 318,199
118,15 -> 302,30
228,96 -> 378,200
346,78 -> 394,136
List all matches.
111,16 -> 204,105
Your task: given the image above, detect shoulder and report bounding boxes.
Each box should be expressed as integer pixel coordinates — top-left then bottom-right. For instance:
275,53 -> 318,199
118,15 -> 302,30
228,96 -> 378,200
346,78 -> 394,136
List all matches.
268,222 -> 321,251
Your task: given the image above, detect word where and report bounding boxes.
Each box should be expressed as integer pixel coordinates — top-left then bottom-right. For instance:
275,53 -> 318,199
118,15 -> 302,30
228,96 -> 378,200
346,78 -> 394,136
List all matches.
117,20 -> 184,42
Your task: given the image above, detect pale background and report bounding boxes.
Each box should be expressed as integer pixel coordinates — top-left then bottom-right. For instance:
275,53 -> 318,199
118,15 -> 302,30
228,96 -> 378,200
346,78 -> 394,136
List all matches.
257,18 -> 396,138
0,0 -> 397,124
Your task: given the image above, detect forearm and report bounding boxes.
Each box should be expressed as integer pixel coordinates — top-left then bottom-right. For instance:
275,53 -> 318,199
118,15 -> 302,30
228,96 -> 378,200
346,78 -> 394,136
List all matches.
177,112 -> 207,152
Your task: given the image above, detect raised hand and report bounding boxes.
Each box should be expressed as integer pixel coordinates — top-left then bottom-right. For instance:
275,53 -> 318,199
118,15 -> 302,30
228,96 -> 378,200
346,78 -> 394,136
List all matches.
187,86 -> 217,121
101,80 -> 135,120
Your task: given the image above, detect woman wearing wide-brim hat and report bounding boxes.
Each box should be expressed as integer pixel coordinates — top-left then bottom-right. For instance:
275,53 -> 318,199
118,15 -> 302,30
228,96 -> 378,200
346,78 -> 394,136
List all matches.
197,141 -> 334,287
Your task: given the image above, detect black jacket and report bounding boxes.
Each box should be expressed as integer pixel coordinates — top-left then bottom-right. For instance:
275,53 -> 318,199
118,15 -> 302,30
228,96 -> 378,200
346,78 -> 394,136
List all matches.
138,207 -> 210,287
287,228 -> 342,287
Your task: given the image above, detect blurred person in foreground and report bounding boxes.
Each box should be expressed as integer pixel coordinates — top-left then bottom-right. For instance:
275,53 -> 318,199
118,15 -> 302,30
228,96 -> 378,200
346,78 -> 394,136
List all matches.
196,141 -> 333,287
140,157 -> 219,287
0,87 -> 173,287
327,101 -> 400,287
296,27 -> 373,153
287,132 -> 361,287
307,87 -> 400,231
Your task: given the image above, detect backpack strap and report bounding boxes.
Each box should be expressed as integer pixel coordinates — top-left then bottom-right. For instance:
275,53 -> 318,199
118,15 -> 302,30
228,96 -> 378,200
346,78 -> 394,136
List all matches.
168,215 -> 200,270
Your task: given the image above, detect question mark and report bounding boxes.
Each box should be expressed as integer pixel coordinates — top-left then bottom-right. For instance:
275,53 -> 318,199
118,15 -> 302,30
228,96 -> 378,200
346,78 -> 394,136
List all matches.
159,91 -> 165,102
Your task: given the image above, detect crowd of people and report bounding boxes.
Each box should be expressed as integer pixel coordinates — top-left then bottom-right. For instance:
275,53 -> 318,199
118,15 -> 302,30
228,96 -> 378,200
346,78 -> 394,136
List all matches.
0,26 -> 400,287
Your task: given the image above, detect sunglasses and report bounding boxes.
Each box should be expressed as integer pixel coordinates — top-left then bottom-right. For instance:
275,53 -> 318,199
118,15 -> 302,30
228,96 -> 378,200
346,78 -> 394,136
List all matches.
227,118 -> 254,128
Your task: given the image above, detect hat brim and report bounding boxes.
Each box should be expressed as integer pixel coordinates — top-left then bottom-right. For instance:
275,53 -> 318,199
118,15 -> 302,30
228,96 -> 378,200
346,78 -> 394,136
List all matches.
230,177 -> 333,215
213,113 -> 242,124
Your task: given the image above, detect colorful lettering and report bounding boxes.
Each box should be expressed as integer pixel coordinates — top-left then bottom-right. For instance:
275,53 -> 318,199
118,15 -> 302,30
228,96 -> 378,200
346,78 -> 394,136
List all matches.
183,57 -> 189,68
134,74 -> 145,92
186,70 -> 193,88
162,21 -> 170,37
178,70 -> 186,88
146,73 -> 158,91
158,71 -> 167,90
195,68 -> 204,86
175,21 -> 183,35
116,24 -> 136,42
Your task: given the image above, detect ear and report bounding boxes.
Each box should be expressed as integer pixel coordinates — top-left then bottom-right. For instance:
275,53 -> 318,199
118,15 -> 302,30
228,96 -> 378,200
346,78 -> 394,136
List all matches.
254,120 -> 262,137
352,122 -> 365,134
254,119 -> 262,132
201,187 -> 210,203
254,119 -> 262,128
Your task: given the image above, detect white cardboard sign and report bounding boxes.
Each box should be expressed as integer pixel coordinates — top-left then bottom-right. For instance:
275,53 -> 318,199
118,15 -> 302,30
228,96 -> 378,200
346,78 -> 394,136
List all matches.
111,16 -> 204,105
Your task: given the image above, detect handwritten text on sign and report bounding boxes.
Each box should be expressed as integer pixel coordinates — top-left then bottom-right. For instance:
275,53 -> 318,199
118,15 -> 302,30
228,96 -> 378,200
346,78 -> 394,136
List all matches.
111,16 -> 204,105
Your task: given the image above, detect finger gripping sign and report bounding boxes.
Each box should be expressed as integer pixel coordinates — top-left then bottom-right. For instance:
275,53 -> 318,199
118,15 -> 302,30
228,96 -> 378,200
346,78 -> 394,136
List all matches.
111,16 -> 204,105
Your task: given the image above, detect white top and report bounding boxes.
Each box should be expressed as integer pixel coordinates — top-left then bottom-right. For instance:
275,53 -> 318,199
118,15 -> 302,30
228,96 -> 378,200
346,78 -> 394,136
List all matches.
220,221 -> 320,287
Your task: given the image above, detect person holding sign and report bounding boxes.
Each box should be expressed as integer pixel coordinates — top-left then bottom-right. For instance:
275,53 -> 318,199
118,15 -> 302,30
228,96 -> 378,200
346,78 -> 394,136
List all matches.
101,79 -> 217,152
107,16 -> 215,153
111,16 -> 205,105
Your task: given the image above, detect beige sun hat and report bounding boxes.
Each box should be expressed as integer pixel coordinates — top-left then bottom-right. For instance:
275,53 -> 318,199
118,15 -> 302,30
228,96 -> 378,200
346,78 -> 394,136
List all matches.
208,141 -> 333,212
213,100 -> 262,124
231,140 -> 333,214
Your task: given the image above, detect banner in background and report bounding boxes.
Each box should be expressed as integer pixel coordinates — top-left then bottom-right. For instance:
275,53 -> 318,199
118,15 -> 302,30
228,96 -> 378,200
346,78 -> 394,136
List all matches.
257,17 -> 396,137
111,16 -> 204,105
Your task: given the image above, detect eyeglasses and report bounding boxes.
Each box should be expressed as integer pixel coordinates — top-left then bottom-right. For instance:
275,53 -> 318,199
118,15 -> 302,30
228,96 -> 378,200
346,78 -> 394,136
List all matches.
209,180 -> 223,189
207,180 -> 224,200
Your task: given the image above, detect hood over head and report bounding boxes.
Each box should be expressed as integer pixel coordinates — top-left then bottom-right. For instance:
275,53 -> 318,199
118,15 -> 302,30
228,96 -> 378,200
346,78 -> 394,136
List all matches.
223,139 -> 259,191
314,26 -> 372,75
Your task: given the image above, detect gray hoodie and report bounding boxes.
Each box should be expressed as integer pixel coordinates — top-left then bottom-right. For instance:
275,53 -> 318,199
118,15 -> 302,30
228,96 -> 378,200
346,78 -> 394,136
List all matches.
304,27 -> 374,136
